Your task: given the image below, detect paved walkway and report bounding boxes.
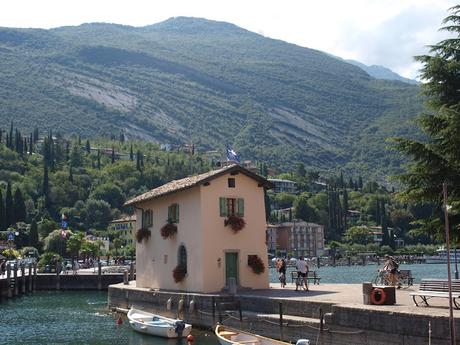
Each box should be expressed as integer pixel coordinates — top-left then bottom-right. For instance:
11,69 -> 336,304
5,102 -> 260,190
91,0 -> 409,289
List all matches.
241,282 -> 460,317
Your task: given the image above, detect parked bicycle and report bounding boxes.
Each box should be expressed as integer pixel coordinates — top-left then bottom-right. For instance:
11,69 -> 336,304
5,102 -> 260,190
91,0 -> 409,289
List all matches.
373,269 -> 412,288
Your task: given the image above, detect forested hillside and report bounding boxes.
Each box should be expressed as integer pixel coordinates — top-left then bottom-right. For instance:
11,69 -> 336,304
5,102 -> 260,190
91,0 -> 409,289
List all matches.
0,17 -> 424,179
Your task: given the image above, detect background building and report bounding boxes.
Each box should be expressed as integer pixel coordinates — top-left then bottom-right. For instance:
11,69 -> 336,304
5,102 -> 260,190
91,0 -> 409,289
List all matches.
268,179 -> 297,194
267,221 -> 325,258
109,215 -> 136,245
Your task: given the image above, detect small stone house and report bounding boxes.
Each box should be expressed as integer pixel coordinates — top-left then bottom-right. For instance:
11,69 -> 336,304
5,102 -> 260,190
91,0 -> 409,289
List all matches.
124,164 -> 273,293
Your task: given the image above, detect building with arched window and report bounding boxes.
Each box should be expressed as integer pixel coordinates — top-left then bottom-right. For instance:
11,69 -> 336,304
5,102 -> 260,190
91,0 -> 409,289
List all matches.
124,164 -> 273,293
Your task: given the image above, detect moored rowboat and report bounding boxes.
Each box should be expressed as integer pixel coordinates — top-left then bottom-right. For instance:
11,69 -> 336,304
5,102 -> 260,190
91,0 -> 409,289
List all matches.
127,307 -> 192,338
215,324 -> 293,345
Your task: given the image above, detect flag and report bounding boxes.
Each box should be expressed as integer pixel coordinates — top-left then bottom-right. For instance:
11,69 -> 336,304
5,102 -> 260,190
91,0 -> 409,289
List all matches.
60,230 -> 66,239
226,146 -> 240,163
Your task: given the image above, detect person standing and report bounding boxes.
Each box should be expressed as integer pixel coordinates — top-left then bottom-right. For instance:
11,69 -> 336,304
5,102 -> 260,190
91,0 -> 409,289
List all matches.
295,256 -> 309,291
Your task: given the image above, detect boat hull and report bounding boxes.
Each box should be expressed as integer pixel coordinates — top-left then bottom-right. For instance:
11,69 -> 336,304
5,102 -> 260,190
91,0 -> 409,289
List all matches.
127,308 -> 192,338
215,324 -> 292,345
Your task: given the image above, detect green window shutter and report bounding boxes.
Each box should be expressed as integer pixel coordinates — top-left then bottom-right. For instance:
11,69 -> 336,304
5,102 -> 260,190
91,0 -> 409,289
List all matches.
168,205 -> 172,222
175,204 -> 179,223
237,198 -> 244,217
219,197 -> 227,217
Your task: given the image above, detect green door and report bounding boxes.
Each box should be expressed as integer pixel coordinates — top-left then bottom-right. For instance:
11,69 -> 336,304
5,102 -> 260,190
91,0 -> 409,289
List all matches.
225,252 -> 239,286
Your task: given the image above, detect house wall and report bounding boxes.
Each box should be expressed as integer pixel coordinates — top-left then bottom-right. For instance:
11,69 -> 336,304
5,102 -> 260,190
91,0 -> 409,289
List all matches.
134,187 -> 204,292
200,172 -> 269,292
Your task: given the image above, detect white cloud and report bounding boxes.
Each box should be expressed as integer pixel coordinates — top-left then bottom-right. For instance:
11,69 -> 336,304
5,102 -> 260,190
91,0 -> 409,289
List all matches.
0,0 -> 457,79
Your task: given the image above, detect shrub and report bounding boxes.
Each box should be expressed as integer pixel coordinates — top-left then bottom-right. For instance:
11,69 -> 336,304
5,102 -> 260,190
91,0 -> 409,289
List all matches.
160,223 -> 177,239
224,215 -> 245,232
173,264 -> 186,283
136,228 -> 151,243
248,255 -> 265,274
37,252 -> 62,272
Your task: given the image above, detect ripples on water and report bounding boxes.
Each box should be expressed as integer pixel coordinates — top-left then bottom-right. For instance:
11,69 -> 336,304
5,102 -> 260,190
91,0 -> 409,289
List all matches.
0,291 -> 218,345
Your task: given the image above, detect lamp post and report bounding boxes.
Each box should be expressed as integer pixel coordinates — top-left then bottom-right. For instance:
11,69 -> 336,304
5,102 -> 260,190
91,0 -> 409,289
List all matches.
443,182 -> 456,345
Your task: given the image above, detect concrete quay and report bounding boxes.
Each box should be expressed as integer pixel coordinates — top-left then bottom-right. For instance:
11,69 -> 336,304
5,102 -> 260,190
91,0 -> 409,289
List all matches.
108,281 -> 460,345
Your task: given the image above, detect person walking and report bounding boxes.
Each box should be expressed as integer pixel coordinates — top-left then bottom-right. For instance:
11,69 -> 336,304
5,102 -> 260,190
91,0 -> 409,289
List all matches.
295,256 -> 309,291
278,258 -> 287,288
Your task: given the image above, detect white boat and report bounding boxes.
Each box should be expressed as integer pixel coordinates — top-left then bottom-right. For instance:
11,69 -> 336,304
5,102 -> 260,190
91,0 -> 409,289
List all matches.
215,324 -> 295,345
127,308 -> 192,338
425,248 -> 460,264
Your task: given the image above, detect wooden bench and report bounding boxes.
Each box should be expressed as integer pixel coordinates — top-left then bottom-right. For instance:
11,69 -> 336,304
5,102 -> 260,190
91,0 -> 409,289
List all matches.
290,271 -> 321,285
398,269 -> 414,286
410,279 -> 460,308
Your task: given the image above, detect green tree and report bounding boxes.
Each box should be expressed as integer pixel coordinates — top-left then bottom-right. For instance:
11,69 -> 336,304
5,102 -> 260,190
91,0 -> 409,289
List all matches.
294,195 -> 317,222
344,226 -> 372,245
13,187 -> 26,223
5,182 -> 14,227
0,189 -> 5,231
90,183 -> 125,209
393,6 -> 460,237
67,232 -> 85,259
29,219 -> 39,248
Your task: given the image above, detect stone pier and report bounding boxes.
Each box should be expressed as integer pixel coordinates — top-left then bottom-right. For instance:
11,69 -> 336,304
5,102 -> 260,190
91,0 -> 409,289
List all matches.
108,282 -> 460,345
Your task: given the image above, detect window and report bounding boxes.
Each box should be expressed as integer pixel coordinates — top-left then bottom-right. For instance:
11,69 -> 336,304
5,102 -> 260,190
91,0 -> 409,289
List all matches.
178,245 -> 187,273
228,178 -> 235,188
168,204 -> 179,223
143,210 -> 153,227
219,197 -> 244,217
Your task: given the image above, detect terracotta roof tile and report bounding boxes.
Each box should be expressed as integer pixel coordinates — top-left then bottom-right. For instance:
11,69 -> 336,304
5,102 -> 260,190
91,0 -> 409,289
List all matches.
124,164 -> 273,207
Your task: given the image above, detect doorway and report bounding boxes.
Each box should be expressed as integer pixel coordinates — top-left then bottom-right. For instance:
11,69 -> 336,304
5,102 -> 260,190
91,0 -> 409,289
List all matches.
225,252 -> 239,287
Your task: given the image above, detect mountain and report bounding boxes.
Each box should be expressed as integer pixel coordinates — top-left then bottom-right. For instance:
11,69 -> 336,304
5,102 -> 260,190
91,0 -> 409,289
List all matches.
346,60 -> 419,85
0,17 -> 424,179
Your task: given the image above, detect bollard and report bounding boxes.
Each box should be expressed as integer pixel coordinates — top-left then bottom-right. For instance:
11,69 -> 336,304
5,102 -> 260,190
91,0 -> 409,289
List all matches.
56,262 -> 61,291
317,257 -> 320,268
347,256 -> 351,266
28,263 -> 32,292
6,265 -> 12,298
279,302 -> 284,341
13,264 -> 18,296
362,256 -> 366,266
21,263 -> 26,294
123,270 -> 129,285
33,263 -> 37,291
129,262 -> 134,281
97,261 -> 102,290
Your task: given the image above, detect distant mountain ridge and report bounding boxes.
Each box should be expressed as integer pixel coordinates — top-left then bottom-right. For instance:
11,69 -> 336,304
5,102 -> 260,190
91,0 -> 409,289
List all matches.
0,17 -> 423,179
346,59 -> 419,85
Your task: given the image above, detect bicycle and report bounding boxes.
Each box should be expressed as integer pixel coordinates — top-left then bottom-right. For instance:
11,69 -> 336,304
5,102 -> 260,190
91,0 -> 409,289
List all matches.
373,269 -> 407,288
295,272 -> 309,291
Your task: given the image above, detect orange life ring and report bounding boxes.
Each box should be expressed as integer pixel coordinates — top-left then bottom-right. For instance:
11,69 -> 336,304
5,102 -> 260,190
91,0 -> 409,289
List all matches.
371,288 -> 386,305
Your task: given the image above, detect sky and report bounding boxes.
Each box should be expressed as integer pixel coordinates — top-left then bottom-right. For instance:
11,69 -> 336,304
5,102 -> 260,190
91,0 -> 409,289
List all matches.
0,0 -> 457,80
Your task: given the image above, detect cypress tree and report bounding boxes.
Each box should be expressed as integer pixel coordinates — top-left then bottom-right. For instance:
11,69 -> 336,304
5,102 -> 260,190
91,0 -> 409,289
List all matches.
65,141 -> 70,161
5,182 -> 14,227
69,166 -> 73,182
0,189 -> 5,231
111,146 -> 115,164
0,128 -> 2,144
119,131 -> 125,143
23,138 -> 28,157
29,218 -> 39,248
136,150 -> 141,171
29,133 -> 33,155
343,189 -> 349,230
78,134 -> 81,146
85,139 -> 91,154
43,163 -> 50,209
358,176 -> 363,190
130,144 -> 134,161
97,149 -> 101,169
375,198 -> 381,225
13,188 -> 26,223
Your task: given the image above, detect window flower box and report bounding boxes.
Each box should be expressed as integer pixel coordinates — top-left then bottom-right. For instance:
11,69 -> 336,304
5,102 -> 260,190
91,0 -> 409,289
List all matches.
248,255 -> 265,274
136,228 -> 151,243
173,264 -> 187,283
160,221 -> 178,239
224,215 -> 246,232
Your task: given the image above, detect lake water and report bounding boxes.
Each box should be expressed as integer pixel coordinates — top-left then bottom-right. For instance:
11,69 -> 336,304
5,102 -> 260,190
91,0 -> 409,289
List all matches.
0,263 -> 454,344
269,262 -> 453,284
0,291 -> 218,345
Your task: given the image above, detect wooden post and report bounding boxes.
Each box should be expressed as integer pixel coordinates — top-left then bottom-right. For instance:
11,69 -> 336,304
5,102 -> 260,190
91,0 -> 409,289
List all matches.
123,270 -> 129,285
129,262 -> 134,281
28,263 -> 32,292
97,261 -> 102,290
13,263 -> 18,296
33,263 -> 37,291
279,302 -> 284,341
6,264 -> 12,298
56,262 -> 61,291
21,263 -> 26,294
